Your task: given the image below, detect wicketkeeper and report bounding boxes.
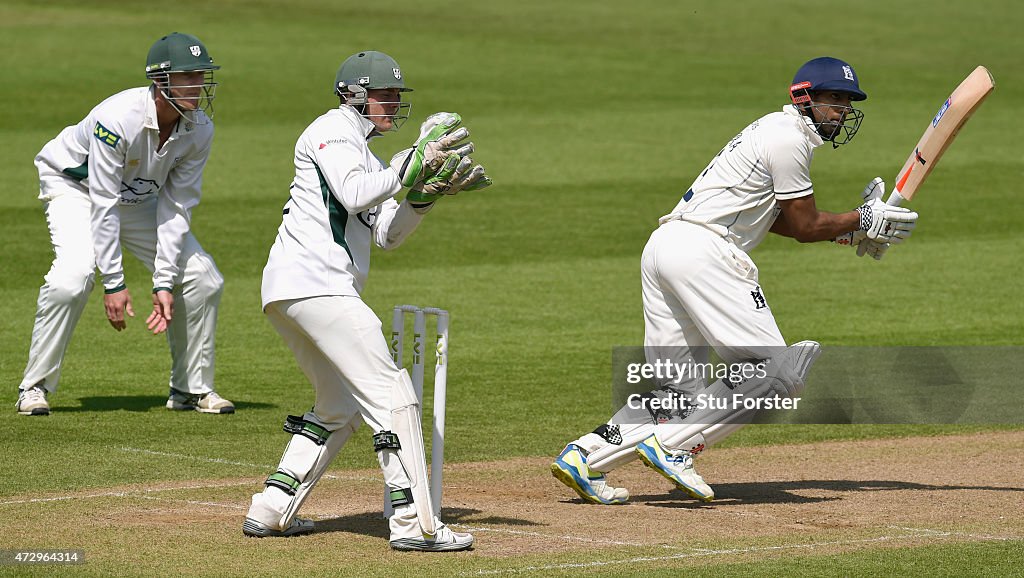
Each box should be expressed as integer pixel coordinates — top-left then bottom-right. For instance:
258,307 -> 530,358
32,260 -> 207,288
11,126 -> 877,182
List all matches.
243,51 -> 490,551
16,32 -> 233,416
551,57 -> 919,504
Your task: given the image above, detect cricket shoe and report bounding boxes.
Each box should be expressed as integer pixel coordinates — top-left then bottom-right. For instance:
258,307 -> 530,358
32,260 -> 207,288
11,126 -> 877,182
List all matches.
166,389 -> 235,414
242,516 -> 314,538
550,444 -> 629,505
635,435 -> 714,502
390,522 -> 474,552
15,385 -> 50,416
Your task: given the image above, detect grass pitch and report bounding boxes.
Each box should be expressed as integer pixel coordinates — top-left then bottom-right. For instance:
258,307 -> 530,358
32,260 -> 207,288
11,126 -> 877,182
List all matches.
0,0 -> 1021,575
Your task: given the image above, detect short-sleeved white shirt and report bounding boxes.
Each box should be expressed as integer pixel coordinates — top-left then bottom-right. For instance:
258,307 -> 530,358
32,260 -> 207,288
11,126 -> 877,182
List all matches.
661,105 -> 824,252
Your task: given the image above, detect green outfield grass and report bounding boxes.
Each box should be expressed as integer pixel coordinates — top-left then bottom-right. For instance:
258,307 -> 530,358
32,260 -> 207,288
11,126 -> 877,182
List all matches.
0,0 -> 1021,575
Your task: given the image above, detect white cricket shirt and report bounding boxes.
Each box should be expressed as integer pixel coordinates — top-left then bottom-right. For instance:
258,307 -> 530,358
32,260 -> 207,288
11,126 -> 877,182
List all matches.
661,105 -> 824,252
35,86 -> 214,291
261,105 -> 421,308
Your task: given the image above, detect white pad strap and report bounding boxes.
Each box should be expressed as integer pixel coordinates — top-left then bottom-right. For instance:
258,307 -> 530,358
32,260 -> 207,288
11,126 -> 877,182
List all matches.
389,369 -> 438,536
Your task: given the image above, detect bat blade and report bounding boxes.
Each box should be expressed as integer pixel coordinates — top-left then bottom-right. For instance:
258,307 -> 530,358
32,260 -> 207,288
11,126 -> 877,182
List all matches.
886,66 -> 995,206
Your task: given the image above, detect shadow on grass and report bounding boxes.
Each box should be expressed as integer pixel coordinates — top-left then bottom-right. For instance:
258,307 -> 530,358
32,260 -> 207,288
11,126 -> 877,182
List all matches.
631,479 -> 1024,507
312,507 -> 541,539
56,396 -> 275,413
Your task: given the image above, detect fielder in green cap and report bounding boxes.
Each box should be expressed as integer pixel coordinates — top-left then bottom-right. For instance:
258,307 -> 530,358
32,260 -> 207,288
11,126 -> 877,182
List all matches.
243,50 -> 492,551
17,32 -> 233,418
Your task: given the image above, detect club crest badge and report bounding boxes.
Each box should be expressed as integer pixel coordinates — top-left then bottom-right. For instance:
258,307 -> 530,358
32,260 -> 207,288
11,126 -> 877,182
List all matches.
393,68 -> 401,80
751,286 -> 768,310
189,45 -> 202,57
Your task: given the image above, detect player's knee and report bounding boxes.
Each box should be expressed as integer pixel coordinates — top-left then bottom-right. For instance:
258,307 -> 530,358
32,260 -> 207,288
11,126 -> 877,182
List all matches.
182,252 -> 224,300
44,267 -> 94,304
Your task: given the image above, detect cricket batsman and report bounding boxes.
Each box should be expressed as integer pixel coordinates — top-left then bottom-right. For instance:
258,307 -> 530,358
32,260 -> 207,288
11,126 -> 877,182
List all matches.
242,51 -> 490,551
551,57 -> 919,504
16,33 -> 233,416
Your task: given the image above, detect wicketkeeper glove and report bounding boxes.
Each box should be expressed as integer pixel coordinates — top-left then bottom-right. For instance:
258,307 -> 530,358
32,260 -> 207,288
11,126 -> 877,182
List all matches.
406,156 -> 493,212
391,112 -> 475,187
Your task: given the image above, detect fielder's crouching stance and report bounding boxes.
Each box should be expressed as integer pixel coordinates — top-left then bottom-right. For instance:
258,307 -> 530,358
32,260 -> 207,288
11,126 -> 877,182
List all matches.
16,33 -> 232,416
244,51 -> 490,551
552,57 -> 919,504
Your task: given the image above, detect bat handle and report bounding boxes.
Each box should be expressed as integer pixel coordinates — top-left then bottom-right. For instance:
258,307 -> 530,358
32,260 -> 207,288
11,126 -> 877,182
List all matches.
885,190 -> 906,207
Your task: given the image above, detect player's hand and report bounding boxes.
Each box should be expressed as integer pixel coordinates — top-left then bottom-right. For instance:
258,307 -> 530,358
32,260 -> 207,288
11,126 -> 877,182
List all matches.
103,288 -> 134,331
406,156 -> 493,210
146,289 -> 174,335
857,197 -> 918,243
392,112 -> 475,187
835,177 -> 890,259
856,238 -> 889,260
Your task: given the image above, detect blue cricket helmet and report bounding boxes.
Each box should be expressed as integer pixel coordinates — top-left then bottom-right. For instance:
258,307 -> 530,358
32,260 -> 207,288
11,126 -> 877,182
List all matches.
790,57 -> 867,101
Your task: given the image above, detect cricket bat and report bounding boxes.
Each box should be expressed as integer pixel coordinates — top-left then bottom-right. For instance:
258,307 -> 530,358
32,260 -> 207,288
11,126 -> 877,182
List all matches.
886,66 -> 995,206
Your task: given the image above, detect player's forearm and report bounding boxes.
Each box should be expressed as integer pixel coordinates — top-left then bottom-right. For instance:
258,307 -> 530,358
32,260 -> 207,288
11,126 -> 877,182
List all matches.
779,210 -> 861,243
89,195 -> 126,291
375,200 -> 425,250
339,168 -> 403,214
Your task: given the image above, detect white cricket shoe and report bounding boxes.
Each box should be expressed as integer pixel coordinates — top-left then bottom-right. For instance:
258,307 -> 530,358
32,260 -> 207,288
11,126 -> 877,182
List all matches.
550,444 -> 629,504
166,389 -> 235,414
635,434 -> 714,502
16,386 -> 50,416
242,516 -> 314,538
390,522 -> 474,552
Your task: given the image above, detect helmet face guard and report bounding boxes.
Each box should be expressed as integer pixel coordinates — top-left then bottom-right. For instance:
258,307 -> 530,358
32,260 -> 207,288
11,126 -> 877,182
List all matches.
790,82 -> 864,147
334,51 -> 412,132
145,32 -> 220,124
148,70 -> 217,124
336,82 -> 411,131
789,57 -> 867,148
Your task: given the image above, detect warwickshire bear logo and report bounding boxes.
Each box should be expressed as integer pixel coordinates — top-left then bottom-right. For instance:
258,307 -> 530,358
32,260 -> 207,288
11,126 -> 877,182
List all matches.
751,286 -> 768,310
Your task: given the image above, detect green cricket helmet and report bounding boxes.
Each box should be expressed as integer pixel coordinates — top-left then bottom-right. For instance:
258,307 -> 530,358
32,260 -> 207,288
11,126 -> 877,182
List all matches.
334,51 -> 411,131
145,32 -> 219,124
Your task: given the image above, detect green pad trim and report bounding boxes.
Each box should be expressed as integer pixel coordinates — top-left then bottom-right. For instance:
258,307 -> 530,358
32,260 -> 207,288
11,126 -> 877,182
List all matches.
265,471 -> 300,495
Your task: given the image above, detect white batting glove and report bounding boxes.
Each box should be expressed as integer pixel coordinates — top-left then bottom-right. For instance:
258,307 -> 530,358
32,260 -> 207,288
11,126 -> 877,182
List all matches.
834,178 -> 882,256
857,194 -> 918,243
856,177 -> 890,259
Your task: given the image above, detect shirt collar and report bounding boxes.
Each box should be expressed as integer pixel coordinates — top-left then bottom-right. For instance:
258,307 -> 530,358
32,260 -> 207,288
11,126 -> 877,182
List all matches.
783,104 -> 824,148
144,85 -> 160,130
337,104 -> 378,140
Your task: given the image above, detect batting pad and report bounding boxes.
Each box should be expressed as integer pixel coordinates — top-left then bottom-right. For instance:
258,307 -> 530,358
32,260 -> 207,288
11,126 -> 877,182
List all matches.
389,369 -> 438,536
657,341 -> 821,453
255,414 -> 357,530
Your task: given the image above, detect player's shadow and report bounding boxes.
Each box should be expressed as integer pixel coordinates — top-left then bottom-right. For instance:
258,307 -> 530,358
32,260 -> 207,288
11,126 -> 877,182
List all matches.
633,479 -> 1024,507
311,508 -> 541,538
59,395 -> 168,412
58,396 -> 275,412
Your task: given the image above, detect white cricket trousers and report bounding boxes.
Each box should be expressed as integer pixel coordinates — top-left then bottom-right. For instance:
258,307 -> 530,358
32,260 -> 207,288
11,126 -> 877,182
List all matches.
576,220 -> 786,471
640,218 -> 786,390
20,180 -> 224,395
265,295 -> 415,485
